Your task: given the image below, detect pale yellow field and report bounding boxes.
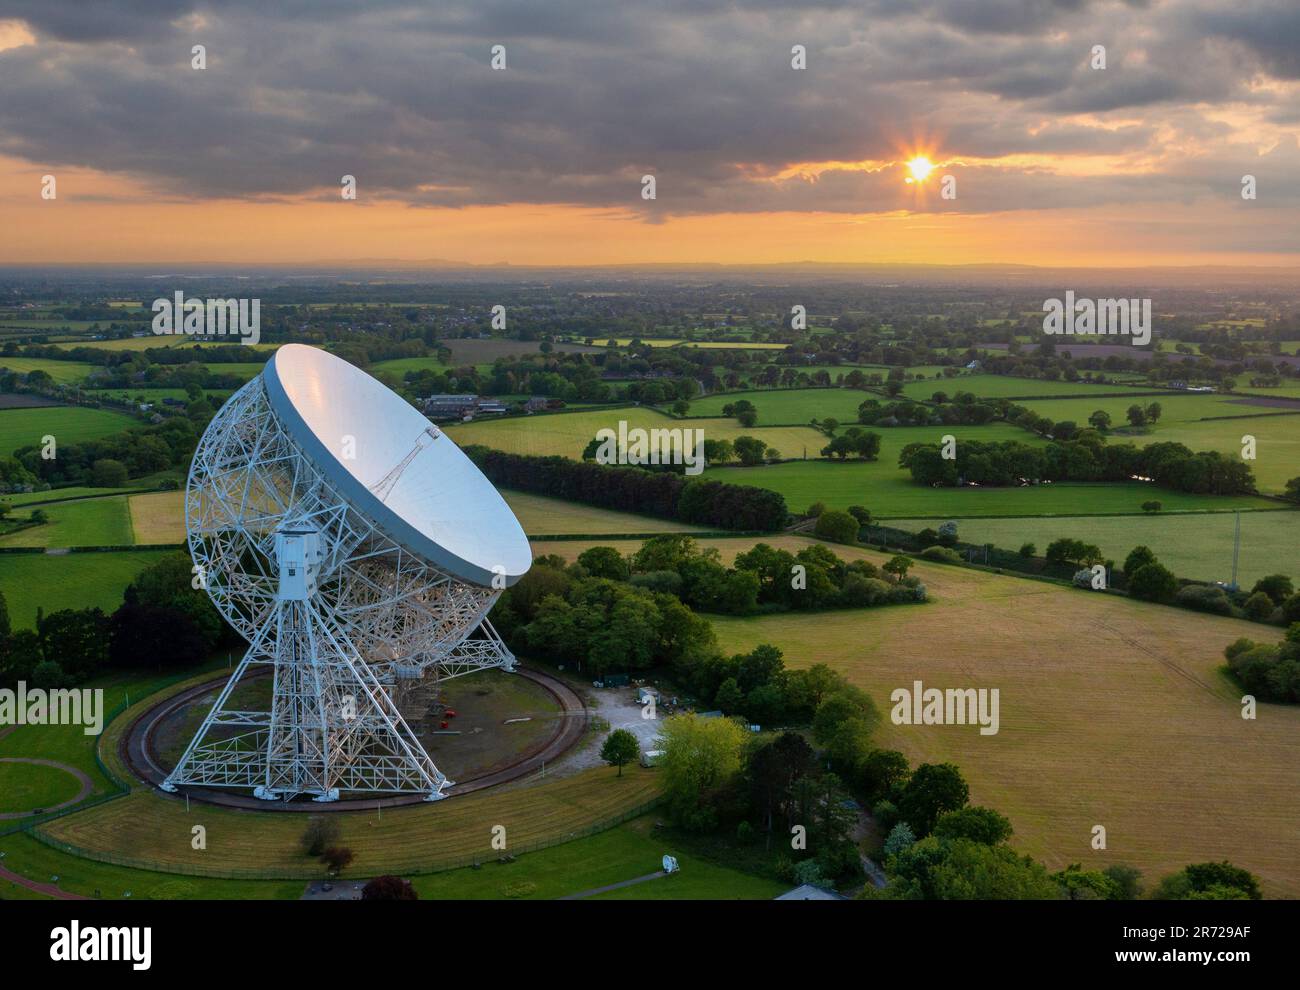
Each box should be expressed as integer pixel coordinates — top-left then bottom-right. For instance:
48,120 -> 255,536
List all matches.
534,535 -> 1300,896
447,407 -> 825,460
128,490 -> 186,543
503,490 -> 704,535
120,487 -> 699,542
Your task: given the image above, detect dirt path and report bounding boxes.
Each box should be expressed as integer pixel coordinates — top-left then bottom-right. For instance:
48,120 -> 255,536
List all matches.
0,862 -> 88,900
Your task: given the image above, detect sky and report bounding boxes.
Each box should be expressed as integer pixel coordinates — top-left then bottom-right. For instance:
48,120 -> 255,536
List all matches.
1,0 -> 1299,267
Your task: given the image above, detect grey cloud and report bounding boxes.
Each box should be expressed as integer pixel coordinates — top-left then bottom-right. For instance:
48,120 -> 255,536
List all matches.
0,0 -> 1294,217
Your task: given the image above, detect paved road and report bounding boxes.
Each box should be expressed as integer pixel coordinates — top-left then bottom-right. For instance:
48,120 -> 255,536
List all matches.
559,870 -> 668,899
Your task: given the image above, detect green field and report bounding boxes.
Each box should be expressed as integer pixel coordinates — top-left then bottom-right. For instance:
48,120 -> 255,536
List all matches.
891,510 -> 1300,585
370,355 -> 452,376
0,549 -> 171,628
85,388 -> 232,404
0,494 -> 133,547
0,405 -> 139,457
2,486 -> 127,506
710,457 -> 1278,517
898,375 -> 1158,401
0,357 -> 96,384
447,406 -> 826,461
688,387 -> 874,423
53,337 -> 279,354
0,761 -> 84,813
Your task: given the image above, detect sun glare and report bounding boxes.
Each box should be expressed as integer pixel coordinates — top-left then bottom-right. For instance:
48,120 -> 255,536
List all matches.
905,156 -> 935,183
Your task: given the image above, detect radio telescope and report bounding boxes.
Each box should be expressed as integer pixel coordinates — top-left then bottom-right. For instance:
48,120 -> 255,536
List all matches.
162,344 -> 531,802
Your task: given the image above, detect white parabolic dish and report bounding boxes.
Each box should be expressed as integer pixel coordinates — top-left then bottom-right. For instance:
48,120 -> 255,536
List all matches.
263,343 -> 530,587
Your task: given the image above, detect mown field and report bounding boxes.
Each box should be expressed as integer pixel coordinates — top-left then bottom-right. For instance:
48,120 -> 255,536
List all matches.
688,387 -> 875,423
534,534 -> 1300,897
0,549 -> 172,629
447,407 -> 826,461
891,510 -> 1300,586
0,357 -> 96,383
0,494 -> 134,547
0,405 -> 138,456
38,765 -> 661,879
128,491 -> 186,543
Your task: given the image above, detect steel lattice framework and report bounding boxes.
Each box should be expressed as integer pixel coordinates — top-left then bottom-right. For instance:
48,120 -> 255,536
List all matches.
162,376 -> 516,802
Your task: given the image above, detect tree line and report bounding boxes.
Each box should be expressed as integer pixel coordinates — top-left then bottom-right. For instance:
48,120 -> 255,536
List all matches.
463,445 -> 789,531
899,437 -> 1256,496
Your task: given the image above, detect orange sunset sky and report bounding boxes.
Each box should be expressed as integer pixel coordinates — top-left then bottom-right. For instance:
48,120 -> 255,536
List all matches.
2,4 -> 1298,267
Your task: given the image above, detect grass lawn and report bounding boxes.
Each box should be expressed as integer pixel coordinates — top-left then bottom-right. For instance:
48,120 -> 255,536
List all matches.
536,533 -> 1300,896
0,494 -> 133,547
128,490 -> 185,543
38,765 -> 661,879
503,490 -> 705,536
0,406 -> 139,457
0,549 -> 173,629
0,357 -> 96,383
0,761 -> 84,813
447,406 -> 826,461
411,814 -> 784,900
891,510 -> 1300,586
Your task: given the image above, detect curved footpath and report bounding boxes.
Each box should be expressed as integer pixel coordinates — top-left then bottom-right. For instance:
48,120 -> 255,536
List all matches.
121,665 -> 589,812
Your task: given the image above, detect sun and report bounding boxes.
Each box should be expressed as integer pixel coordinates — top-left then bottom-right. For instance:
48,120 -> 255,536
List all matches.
905,156 -> 935,183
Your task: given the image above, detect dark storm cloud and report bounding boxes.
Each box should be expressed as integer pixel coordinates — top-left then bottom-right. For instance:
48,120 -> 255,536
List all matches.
0,0 -> 1295,215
